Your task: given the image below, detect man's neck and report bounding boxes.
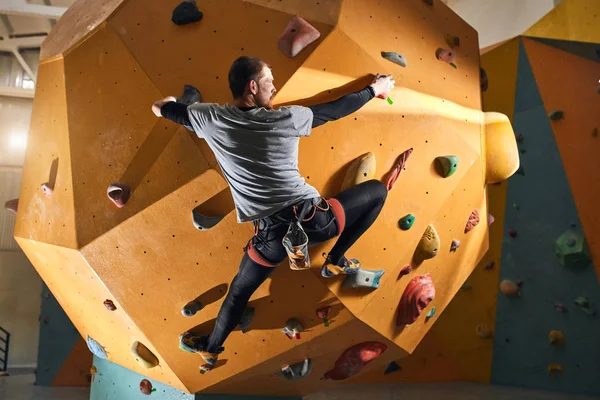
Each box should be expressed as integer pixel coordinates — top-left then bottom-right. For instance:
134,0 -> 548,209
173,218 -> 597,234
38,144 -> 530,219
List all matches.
232,96 -> 257,108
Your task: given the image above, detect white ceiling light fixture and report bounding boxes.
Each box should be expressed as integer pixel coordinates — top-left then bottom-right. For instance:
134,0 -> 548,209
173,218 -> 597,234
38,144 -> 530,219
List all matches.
9,131 -> 28,151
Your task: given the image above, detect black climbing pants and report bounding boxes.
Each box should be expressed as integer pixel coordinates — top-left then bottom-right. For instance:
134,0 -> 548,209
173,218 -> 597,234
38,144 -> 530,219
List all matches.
206,179 -> 388,353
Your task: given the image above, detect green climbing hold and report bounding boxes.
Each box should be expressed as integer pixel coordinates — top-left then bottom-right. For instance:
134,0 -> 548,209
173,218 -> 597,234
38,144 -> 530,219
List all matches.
548,110 -> 564,120
449,62 -> 457,69
398,214 -> 415,230
434,156 -> 459,178
555,229 -> 591,269
387,96 -> 394,105
426,306 -> 436,319
384,361 -> 402,375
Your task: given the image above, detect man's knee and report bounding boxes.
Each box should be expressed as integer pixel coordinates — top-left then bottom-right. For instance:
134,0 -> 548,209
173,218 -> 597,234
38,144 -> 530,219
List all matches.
365,179 -> 388,202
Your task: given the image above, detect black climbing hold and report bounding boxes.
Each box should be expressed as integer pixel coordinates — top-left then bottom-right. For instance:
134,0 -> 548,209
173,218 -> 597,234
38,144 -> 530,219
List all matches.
548,110 -> 564,120
423,0 -> 433,5
381,51 -> 407,68
182,300 -> 203,317
177,85 -> 202,105
480,67 -> 488,92
239,307 -> 255,333
384,361 -> 402,375
592,128 -> 598,138
445,34 -> 460,48
172,0 -> 203,26
516,167 -> 525,176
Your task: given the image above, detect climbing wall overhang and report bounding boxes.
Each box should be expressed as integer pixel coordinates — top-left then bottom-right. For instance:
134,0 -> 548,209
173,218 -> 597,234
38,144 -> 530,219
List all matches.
15,0 -> 518,396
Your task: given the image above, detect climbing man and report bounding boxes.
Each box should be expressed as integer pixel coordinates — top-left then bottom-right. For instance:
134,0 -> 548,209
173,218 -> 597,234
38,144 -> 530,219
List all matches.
152,56 -> 395,369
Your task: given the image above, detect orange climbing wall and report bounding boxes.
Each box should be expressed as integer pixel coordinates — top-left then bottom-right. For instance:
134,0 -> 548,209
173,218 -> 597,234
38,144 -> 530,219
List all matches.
523,38 -> 600,279
16,0 -> 518,395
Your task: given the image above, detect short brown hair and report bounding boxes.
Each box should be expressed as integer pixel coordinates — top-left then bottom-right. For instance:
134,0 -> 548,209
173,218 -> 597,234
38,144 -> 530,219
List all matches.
228,56 -> 267,98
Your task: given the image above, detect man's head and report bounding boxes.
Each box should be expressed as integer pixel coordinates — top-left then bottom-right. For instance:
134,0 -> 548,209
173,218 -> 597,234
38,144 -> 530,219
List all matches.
228,56 -> 276,109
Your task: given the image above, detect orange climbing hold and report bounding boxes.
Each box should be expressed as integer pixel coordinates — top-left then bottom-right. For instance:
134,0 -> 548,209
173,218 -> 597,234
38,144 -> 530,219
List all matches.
396,274 -> 436,325
385,148 -> 413,191
277,15 -> 321,58
323,342 -> 387,380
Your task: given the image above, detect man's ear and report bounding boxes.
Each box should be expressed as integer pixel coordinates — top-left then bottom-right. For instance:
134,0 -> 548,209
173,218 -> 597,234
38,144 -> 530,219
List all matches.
249,80 -> 258,95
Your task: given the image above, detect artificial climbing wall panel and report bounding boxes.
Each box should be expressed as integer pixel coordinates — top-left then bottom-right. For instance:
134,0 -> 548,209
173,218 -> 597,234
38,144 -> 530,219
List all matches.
522,38 -> 600,280
18,0 -> 519,396
491,38 -> 600,397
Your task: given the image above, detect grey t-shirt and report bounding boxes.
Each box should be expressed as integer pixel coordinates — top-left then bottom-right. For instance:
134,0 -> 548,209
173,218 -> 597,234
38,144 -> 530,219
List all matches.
187,103 -> 321,223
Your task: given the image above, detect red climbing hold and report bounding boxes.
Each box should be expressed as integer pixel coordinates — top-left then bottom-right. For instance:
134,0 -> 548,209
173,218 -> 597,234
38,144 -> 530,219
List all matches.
4,198 -> 18,214
385,148 -> 413,191
396,274 -> 436,326
508,229 -> 517,238
316,306 -> 332,320
103,299 -> 117,311
484,261 -> 495,270
107,182 -> 130,208
465,210 -> 480,233
41,182 -> 53,197
436,48 -> 456,63
515,133 -> 524,142
323,342 -> 387,380
554,302 -> 568,312
488,214 -> 495,226
139,379 -> 153,395
277,15 -> 321,58
399,265 -> 412,277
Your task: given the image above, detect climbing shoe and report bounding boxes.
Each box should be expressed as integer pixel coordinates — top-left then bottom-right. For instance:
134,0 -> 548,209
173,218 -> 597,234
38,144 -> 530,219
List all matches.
179,332 -> 222,366
321,255 -> 360,278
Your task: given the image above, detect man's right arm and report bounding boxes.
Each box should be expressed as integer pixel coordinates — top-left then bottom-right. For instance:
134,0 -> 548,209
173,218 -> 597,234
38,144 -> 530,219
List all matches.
160,102 -> 192,127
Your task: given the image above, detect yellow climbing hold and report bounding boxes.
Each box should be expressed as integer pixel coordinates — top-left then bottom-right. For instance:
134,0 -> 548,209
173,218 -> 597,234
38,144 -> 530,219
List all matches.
131,341 -> 159,369
341,152 -> 376,191
547,363 -> 564,375
415,224 -> 440,261
476,324 -> 493,339
548,330 -> 565,347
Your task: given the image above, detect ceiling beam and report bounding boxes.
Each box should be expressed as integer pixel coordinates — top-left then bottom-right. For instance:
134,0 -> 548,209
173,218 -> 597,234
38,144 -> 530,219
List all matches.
0,35 -> 45,52
12,49 -> 35,81
0,86 -> 34,99
0,1 -> 67,19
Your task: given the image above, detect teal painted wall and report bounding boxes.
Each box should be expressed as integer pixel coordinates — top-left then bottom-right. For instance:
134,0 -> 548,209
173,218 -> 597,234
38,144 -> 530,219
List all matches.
491,40 -> 600,397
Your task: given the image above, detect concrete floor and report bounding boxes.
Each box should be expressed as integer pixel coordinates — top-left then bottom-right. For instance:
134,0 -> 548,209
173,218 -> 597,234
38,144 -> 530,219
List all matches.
0,370 -> 89,400
305,382 -> 600,400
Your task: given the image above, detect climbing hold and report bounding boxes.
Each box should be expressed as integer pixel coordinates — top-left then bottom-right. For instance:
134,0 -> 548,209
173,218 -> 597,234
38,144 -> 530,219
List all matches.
547,363 -> 563,375
548,330 -> 565,347
449,62 -> 457,69
103,299 -> 117,311
484,261 -> 495,270
177,84 -> 202,105
191,208 -> 224,230
386,96 -> 394,105
464,210 -> 480,233
398,214 -> 415,231
480,67 -> 488,92
281,358 -> 312,381
239,307 -> 255,333
425,306 -> 436,319
396,274 -> 436,326
86,336 -> 107,359
434,155 -> 459,177
508,229 -> 517,238
316,306 -> 332,327
445,34 -> 460,48
515,133 -> 524,142
381,51 -> 407,68
341,152 -> 376,191
499,280 -> 520,297
516,167 -> 525,176
182,300 -> 204,317
573,296 -> 596,316
513,203 -> 520,210
90,366 -> 97,382
199,364 -> 212,374
342,268 -> 385,289
554,302 -> 568,312
555,229 -> 591,269
386,148 -> 413,191
488,214 -> 495,226
476,324 -> 493,339
41,182 -> 53,197
139,379 -> 155,395
282,318 -> 303,340
423,0 -> 433,5
323,342 -> 387,380
172,0 -> 203,25
278,15 -> 321,58
450,240 -> 460,252
4,198 -> 18,214
548,110 -> 564,120
592,128 -> 598,138
131,341 -> 159,369
461,283 -> 472,291
436,48 -> 456,63
399,265 -> 412,278
415,225 -> 440,261
107,183 -> 130,208
384,361 -> 402,375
